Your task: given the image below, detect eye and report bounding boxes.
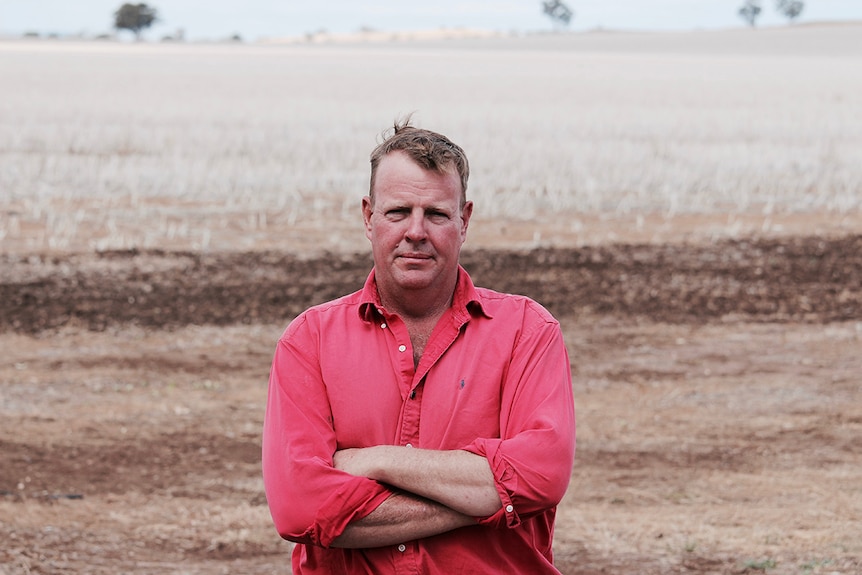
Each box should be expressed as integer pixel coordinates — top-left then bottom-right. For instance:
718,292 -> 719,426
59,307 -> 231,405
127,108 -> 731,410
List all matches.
385,208 -> 409,221
427,210 -> 450,223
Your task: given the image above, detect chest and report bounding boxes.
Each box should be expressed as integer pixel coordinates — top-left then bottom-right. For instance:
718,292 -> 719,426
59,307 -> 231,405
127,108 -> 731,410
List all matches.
320,317 -> 512,449
404,319 -> 437,366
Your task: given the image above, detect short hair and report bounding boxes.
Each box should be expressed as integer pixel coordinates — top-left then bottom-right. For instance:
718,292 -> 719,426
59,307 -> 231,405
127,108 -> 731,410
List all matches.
369,117 -> 470,206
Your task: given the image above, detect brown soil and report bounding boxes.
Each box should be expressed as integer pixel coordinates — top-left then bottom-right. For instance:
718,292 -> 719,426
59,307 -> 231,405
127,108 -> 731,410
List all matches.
2,235 -> 861,574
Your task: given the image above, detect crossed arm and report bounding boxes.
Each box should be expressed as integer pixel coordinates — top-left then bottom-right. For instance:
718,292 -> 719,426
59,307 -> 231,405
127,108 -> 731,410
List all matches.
330,446 -> 502,548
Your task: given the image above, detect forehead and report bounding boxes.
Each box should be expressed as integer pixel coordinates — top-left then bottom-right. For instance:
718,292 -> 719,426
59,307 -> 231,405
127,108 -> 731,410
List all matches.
373,151 -> 461,204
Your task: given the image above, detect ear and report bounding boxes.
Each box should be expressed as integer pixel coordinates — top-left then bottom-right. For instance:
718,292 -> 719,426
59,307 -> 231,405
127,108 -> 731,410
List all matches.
362,196 -> 374,240
460,200 -> 473,241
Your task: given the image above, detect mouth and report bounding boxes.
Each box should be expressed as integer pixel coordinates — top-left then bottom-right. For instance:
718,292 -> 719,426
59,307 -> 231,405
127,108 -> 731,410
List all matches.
397,252 -> 433,263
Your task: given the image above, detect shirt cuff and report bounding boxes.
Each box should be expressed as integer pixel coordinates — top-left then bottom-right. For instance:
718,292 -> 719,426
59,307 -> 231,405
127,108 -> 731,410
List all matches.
463,439 -> 521,528
314,478 -> 394,547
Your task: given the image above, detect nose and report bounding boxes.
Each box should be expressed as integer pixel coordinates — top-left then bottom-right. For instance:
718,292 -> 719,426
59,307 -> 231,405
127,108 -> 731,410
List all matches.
404,210 -> 427,242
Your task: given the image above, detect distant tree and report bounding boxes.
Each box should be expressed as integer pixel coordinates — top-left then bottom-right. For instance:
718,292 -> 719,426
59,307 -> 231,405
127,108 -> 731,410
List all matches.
776,0 -> 804,22
542,0 -> 574,27
114,3 -> 159,40
738,0 -> 762,27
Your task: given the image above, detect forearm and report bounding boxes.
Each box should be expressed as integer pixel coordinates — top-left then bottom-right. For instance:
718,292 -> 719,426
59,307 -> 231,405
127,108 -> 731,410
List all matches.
334,446 -> 502,517
331,490 -> 474,548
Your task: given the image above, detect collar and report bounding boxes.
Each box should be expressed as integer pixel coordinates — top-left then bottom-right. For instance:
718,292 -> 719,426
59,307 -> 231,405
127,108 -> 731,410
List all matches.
358,265 -> 491,323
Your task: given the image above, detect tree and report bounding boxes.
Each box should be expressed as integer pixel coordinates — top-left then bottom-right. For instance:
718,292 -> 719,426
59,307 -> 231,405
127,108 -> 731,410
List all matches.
114,3 -> 159,40
738,0 -> 762,27
542,0 -> 574,27
776,0 -> 804,22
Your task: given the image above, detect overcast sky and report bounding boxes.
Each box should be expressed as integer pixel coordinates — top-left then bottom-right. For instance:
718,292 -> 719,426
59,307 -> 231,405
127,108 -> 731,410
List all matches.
1,0 -> 860,40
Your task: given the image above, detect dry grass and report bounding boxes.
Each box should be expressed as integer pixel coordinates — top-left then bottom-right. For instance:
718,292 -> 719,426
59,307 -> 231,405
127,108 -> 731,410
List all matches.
2,25 -> 861,254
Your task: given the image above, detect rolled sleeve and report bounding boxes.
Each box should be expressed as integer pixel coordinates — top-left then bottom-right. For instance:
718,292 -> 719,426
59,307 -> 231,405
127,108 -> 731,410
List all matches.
262,316 -> 392,547
463,313 -> 575,529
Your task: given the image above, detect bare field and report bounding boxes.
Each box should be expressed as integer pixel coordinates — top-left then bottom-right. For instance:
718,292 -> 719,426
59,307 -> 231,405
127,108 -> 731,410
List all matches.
2,235 -> 861,574
2,26 -> 862,575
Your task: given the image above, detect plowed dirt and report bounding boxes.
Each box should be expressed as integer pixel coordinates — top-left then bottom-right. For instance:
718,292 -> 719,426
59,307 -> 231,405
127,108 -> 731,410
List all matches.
2,235 -> 861,574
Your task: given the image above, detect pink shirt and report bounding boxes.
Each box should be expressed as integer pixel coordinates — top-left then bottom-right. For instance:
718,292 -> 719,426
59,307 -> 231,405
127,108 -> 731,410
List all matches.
262,267 -> 576,574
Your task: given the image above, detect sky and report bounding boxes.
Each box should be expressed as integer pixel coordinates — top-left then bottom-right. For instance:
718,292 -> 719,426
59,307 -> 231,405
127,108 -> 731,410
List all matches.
1,0 -> 860,41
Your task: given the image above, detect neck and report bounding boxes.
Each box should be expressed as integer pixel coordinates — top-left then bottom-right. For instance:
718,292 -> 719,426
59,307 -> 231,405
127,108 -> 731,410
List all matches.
379,287 -> 454,322
376,271 -> 458,322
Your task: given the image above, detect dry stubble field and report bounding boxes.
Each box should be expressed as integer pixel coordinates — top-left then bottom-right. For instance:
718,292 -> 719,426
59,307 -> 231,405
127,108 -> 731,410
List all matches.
2,25 -> 862,574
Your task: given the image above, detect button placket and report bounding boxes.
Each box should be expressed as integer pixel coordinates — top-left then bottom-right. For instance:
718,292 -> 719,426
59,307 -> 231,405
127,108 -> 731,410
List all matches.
398,376 -> 423,448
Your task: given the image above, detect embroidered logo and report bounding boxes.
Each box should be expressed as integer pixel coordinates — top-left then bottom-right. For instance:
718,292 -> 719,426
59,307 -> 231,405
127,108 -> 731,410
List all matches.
459,379 -> 465,390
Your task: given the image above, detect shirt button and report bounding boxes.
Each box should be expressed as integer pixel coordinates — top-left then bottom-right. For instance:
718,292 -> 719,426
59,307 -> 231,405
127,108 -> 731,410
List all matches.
398,344 -> 406,352
380,323 -> 386,329
505,504 -> 514,513
397,544 -> 406,552
405,443 -> 413,448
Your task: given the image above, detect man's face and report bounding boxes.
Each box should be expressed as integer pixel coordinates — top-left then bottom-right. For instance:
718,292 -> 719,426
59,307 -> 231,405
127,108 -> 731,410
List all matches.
363,151 -> 473,301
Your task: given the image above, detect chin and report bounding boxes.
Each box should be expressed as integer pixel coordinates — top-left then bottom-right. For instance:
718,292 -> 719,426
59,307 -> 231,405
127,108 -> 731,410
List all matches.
392,270 -> 437,290
395,277 -> 435,291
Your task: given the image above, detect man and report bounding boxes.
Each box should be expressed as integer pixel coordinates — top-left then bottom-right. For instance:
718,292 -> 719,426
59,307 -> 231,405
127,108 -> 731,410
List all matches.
262,120 -> 576,573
